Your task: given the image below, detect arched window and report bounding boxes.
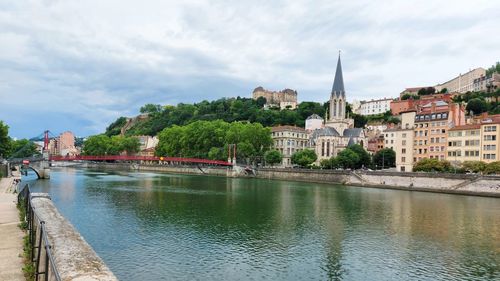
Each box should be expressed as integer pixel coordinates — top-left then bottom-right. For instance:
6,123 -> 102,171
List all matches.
333,100 -> 337,117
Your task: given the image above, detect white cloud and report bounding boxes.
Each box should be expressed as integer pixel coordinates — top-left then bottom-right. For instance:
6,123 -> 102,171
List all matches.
0,0 -> 499,137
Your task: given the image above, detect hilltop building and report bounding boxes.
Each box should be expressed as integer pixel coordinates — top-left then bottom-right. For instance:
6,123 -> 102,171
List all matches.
435,68 -> 486,93
356,98 -> 392,116
252,87 -> 298,110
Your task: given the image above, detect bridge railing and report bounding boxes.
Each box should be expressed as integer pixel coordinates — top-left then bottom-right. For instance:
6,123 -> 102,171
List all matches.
49,155 -> 233,166
18,184 -> 62,281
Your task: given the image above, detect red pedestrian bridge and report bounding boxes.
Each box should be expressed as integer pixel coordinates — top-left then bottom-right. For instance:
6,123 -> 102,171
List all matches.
49,155 -> 233,166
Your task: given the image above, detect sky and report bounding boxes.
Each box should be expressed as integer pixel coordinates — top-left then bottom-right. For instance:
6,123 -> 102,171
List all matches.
0,0 -> 499,138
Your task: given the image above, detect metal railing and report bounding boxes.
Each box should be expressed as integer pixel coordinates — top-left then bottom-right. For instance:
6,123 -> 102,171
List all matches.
18,184 -> 62,281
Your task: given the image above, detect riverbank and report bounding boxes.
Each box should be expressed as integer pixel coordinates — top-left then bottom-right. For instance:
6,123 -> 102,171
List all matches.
0,175 -> 24,281
79,162 -> 500,198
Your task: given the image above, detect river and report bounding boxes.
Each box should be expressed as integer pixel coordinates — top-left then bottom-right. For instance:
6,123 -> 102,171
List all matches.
26,167 -> 499,281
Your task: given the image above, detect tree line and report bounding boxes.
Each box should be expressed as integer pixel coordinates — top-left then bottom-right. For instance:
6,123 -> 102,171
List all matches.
155,120 -> 273,163
82,135 -> 140,156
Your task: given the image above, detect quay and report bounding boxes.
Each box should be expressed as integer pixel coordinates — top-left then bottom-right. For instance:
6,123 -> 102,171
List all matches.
0,174 -> 24,281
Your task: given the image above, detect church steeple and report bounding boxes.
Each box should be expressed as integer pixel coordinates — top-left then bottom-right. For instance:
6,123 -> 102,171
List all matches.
331,53 -> 345,98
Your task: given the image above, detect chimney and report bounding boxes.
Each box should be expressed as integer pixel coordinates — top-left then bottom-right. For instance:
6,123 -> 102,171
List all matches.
431,102 -> 436,112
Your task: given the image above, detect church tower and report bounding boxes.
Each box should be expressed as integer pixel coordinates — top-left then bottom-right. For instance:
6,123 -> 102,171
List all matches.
325,53 -> 353,132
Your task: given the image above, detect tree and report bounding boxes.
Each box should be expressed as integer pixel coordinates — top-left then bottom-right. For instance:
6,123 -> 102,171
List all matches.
353,114 -> 368,128
413,158 -> 451,172
320,158 -> 333,169
83,135 -> 110,155
140,104 -> 162,114
440,88 -> 448,94
0,121 -> 11,158
373,148 -> 396,169
348,144 -> 371,168
9,139 -> 40,158
331,149 -> 359,169
255,97 -> 267,108
401,94 -> 420,100
122,137 -> 140,155
265,150 -> 283,166
466,98 -> 488,115
105,117 -> 127,136
484,161 -> 500,175
462,161 -> 486,173
291,149 -> 317,167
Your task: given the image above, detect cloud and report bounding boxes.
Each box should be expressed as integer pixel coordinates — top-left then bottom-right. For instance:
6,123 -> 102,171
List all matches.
0,0 -> 499,138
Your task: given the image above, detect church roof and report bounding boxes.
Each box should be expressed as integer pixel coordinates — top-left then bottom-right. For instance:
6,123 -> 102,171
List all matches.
309,127 -> 340,145
331,54 -> 345,98
347,137 -> 356,146
306,114 -> 323,120
343,128 -> 364,138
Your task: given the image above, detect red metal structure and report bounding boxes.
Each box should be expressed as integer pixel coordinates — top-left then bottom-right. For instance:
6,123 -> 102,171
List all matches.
43,130 -> 49,151
49,155 -> 233,166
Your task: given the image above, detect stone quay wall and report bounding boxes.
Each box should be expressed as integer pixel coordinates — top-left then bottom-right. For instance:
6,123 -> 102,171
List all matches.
79,162 -> 500,197
31,194 -> 118,281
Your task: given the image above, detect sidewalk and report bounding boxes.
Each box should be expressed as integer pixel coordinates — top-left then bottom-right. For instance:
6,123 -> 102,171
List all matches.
0,175 -> 25,281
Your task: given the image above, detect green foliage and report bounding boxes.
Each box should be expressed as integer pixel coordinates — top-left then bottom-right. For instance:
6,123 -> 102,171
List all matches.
413,158 -> 451,172
461,161 -> 487,173
485,62 -> 500,76
331,149 -> 359,169
484,161 -> 500,175
9,139 -> 40,158
119,97 -> 326,136
466,98 -> 488,115
140,104 -> 163,114
440,88 -> 448,94
105,117 -> 127,136
83,135 -> 140,156
291,149 -> 317,167
348,144 -> 372,168
264,150 -> 283,166
155,120 -> 272,164
0,121 -> 11,158
401,94 -> 420,100
373,148 -> 396,169
353,114 -> 368,128
417,87 -> 436,96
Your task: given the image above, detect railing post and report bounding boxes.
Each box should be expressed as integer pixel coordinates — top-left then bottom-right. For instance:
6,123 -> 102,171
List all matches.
44,245 -> 50,281
35,222 -> 44,281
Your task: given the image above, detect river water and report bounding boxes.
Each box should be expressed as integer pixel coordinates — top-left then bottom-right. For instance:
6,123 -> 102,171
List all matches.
26,167 -> 499,281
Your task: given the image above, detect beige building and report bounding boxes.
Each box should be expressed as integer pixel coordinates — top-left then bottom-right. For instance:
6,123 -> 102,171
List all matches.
473,72 -> 500,93
446,114 -> 500,164
383,111 -> 415,171
252,87 -> 298,110
435,68 -> 486,93
413,101 -> 465,162
271,126 -> 308,167
447,124 -> 482,164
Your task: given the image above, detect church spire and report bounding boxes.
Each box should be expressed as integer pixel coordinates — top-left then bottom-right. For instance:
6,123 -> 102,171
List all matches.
331,52 -> 345,97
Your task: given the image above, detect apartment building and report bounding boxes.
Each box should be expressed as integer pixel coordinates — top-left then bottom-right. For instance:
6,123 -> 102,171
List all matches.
446,115 -> 500,164
357,98 -> 392,116
413,101 -> 465,162
447,125 -> 481,164
383,111 -> 415,171
481,117 -> 500,163
435,67 -> 486,93
271,126 -> 309,167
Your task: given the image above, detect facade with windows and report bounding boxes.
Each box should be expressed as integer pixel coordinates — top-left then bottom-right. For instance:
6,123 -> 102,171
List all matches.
357,98 -> 392,116
447,125 -> 481,164
271,126 -> 309,167
412,101 -> 465,163
382,111 -> 416,172
481,121 -> 499,163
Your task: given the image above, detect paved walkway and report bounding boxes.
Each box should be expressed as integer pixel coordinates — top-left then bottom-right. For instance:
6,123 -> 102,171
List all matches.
0,175 -> 25,281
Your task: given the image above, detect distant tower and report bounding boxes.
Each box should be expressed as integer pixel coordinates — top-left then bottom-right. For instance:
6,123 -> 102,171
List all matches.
329,53 -> 346,121
325,52 -> 354,132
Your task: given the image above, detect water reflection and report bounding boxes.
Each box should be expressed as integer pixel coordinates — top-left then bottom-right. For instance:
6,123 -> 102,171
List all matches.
27,168 -> 499,281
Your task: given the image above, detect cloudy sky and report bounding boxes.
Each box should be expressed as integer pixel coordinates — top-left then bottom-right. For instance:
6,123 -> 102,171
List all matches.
1,0 -> 499,138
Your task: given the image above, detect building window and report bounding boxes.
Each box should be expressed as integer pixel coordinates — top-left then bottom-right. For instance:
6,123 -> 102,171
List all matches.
484,135 -> 497,141
484,126 -> 497,132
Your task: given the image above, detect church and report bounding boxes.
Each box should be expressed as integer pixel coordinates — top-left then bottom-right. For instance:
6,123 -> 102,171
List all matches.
307,54 -> 367,164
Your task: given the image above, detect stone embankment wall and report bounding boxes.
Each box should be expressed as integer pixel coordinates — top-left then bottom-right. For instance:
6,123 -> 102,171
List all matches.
79,163 -> 500,197
31,194 -> 118,281
256,169 -> 500,197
